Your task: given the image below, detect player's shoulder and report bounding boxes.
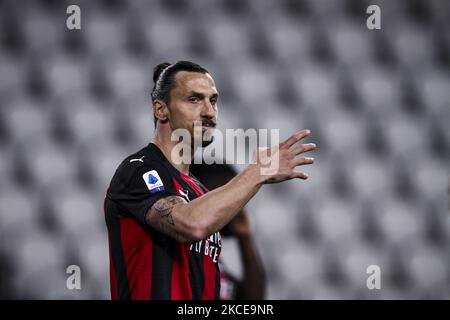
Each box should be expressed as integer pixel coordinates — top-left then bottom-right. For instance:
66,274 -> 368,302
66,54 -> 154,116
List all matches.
112,143 -> 172,186
117,144 -> 169,172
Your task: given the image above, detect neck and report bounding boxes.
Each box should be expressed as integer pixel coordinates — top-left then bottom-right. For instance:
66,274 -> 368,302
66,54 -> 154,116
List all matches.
151,126 -> 192,176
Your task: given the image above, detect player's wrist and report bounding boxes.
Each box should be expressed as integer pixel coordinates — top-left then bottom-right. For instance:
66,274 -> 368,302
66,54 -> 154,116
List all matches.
244,163 -> 269,185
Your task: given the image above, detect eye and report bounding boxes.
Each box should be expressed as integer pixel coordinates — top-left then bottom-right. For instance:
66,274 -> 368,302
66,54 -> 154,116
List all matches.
189,96 -> 199,103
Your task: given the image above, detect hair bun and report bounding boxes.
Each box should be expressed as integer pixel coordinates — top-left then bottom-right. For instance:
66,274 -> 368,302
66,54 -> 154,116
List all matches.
153,62 -> 171,83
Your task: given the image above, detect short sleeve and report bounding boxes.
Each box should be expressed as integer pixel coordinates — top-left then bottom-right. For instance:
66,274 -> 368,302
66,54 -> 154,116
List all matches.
106,161 -> 179,225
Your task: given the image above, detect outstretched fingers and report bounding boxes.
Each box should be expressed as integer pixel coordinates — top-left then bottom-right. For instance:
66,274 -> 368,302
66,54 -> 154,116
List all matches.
290,157 -> 314,180
291,143 -> 316,156
277,129 -> 316,182
280,129 -> 311,150
292,171 -> 309,180
292,156 -> 314,166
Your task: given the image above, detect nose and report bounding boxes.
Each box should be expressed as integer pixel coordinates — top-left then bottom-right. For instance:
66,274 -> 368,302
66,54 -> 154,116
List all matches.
201,100 -> 217,119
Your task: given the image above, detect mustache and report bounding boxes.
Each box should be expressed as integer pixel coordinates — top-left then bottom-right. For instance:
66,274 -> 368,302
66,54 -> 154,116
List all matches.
196,119 -> 216,127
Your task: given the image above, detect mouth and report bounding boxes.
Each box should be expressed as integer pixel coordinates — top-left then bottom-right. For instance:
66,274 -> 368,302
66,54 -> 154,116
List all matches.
200,122 -> 216,129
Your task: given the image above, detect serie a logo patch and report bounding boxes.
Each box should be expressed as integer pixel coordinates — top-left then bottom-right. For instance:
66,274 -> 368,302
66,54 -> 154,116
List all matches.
142,170 -> 165,193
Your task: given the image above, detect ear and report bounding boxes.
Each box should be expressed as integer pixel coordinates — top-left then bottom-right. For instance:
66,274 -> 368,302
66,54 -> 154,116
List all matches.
153,99 -> 169,123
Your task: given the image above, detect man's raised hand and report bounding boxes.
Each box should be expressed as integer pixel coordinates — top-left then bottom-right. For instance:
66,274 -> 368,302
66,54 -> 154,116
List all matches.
256,129 -> 316,184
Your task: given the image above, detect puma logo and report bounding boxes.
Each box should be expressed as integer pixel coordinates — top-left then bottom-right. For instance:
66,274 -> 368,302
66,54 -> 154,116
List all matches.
178,189 -> 190,202
130,156 -> 145,163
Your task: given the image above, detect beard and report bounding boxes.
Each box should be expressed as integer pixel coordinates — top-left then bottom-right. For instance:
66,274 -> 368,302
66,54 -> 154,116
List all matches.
191,129 -> 215,148
201,134 -> 215,147
191,120 -> 216,148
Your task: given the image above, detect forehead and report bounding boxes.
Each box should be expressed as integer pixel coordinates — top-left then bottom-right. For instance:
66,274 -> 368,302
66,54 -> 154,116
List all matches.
172,71 -> 218,96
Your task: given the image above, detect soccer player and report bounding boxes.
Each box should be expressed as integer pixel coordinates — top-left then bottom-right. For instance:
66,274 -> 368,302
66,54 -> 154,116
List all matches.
104,61 -> 316,300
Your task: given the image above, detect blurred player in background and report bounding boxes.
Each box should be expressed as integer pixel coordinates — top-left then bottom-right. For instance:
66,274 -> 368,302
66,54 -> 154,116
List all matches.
191,163 -> 266,299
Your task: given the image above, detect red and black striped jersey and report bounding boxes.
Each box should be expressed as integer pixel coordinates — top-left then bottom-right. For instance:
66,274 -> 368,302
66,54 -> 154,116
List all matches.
104,143 -> 222,300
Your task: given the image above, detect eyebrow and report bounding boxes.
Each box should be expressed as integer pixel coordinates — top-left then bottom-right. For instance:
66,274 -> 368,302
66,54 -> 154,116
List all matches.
187,91 -> 219,99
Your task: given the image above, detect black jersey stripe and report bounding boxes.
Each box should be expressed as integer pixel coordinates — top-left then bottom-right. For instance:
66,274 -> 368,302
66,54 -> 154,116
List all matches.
151,232 -> 175,299
105,200 -> 132,300
189,240 -> 205,300
214,263 -> 221,300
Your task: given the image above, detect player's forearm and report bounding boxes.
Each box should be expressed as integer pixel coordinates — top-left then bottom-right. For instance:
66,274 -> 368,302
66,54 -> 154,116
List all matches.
175,164 -> 266,240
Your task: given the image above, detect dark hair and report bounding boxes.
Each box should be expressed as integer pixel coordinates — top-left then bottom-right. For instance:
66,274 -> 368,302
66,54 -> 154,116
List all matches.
151,60 -> 209,126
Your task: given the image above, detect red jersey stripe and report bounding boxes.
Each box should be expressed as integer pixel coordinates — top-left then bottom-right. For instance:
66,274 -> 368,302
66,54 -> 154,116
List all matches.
180,173 -> 204,197
119,216 -> 153,299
